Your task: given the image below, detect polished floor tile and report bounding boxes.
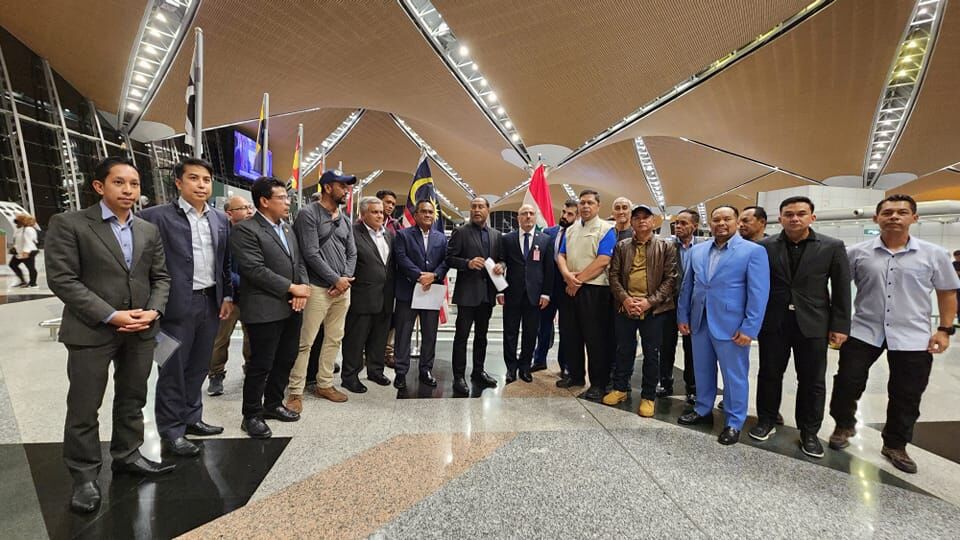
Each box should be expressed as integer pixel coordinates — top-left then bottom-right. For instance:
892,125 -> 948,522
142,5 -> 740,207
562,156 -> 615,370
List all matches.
868,420 -> 960,465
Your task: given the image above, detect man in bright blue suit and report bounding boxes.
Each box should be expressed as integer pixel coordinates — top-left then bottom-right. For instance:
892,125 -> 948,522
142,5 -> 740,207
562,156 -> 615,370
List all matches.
677,205 -> 769,445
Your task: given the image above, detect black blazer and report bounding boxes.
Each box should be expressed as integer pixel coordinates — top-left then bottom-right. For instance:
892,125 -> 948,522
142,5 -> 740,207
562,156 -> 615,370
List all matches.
501,228 -> 554,306
759,229 -> 851,338
231,213 -> 308,324
446,223 -> 503,307
349,221 -> 395,315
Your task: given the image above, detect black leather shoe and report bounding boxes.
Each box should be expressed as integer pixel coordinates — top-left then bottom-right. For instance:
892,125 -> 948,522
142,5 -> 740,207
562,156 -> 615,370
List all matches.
505,372 -> 517,384
555,377 -> 585,388
530,364 -> 547,373
419,371 -> 438,387
748,422 -> 776,442
519,371 -> 533,383
685,393 -> 696,405
452,377 -> 470,396
656,383 -> 673,398
186,420 -> 224,437
162,436 -> 200,457
394,375 -> 407,390
241,416 -> 272,439
678,411 -> 713,425
718,426 -> 740,445
776,413 -> 785,425
471,371 -> 498,388
342,379 -> 368,394
800,432 -> 825,458
262,405 -> 300,422
368,373 -> 391,386
70,481 -> 101,514
112,456 -> 175,476
577,386 -> 604,402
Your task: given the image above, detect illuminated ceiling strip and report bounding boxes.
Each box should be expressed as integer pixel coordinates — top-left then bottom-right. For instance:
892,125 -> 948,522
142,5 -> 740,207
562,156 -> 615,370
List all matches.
863,0 -> 946,187
679,137 -> 824,185
117,0 -> 202,133
696,202 -> 708,227
352,169 -> 383,193
562,184 -> 577,200
390,113 -> 476,199
554,0 -> 832,169
397,0 -> 531,165
634,137 -> 666,211
301,109 -> 365,177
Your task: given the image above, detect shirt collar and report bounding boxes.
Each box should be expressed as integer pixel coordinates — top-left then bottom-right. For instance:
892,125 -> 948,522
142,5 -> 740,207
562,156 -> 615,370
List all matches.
365,223 -> 385,235
178,196 -> 209,216
258,210 -> 282,227
99,200 -> 132,225
872,235 -> 917,254
632,234 -> 652,247
778,228 -> 817,244
519,226 -> 535,236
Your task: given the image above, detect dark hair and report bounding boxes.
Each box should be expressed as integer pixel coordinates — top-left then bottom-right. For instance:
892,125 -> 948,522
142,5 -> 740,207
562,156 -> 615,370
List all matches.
779,196 -> 814,213
743,206 -> 767,222
93,156 -> 139,183
564,199 -> 579,209
579,189 -> 600,203
678,208 -> 700,223
876,194 -> 917,215
175,157 -> 214,179
415,199 -> 434,213
472,197 -> 490,208
251,176 -> 287,210
376,189 -> 397,200
712,205 -> 740,218
954,250 -> 960,257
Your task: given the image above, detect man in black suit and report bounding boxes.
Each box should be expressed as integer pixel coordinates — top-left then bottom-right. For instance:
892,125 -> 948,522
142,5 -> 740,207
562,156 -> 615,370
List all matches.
446,197 -> 504,396
139,158 -> 232,458
46,157 -> 174,513
750,195 -> 851,458
231,177 -> 311,439
498,204 -> 553,383
341,196 -> 395,392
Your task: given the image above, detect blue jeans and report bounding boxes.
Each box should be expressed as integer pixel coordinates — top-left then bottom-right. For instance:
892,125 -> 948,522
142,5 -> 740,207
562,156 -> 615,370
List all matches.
611,311 -> 664,398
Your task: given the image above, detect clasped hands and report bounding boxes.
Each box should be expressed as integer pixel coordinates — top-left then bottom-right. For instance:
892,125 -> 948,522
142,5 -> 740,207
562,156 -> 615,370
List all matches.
288,283 -> 313,311
327,276 -> 355,297
621,297 -> 651,318
110,309 -> 159,333
563,271 -> 583,297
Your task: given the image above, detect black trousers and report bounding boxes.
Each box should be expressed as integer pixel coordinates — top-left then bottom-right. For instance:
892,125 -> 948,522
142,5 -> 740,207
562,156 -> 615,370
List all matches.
155,293 -> 219,440
394,300 -> 439,376
612,311 -> 664,398
452,302 -> 494,377
560,284 -> 613,388
9,250 -> 38,285
503,296 -> 541,375
659,308 -> 695,394
64,333 -> 154,482
341,307 -> 391,382
830,337 -> 932,450
757,311 -> 828,433
243,313 -> 303,418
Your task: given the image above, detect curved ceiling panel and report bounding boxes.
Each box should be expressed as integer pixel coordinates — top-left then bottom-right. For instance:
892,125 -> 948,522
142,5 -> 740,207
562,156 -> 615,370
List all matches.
890,169 -> 960,202
549,140 -> 657,207
702,171 -> 809,213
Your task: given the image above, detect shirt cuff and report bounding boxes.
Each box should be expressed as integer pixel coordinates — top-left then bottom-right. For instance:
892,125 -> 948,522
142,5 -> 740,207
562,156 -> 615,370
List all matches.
223,296 -> 233,303
540,295 -> 550,302
103,311 -> 117,324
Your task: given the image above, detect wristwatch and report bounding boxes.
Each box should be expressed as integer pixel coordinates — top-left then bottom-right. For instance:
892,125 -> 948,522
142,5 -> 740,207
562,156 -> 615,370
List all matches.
937,326 -> 955,336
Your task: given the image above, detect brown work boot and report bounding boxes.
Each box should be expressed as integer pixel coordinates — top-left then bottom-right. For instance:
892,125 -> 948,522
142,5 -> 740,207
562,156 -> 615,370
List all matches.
881,446 -> 918,474
285,394 -> 303,414
313,385 -> 348,403
828,426 -> 856,450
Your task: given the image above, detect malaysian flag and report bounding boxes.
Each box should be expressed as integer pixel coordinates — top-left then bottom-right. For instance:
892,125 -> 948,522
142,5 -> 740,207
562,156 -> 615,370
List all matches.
184,35 -> 201,154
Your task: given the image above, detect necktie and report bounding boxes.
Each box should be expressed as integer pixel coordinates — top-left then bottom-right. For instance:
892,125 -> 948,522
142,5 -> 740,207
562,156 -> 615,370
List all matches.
523,232 -> 530,258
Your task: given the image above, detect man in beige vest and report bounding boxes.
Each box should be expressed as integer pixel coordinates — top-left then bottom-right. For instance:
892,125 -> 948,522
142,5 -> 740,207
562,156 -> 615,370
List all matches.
556,189 -> 618,402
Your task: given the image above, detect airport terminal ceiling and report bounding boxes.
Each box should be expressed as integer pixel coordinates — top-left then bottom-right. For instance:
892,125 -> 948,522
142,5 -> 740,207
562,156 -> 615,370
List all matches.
2,0 -> 959,213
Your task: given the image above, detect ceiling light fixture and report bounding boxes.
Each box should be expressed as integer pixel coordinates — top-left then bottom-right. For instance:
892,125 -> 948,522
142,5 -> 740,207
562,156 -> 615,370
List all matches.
862,0 -> 945,187
562,184 -> 578,199
391,113 -> 476,199
299,109 -> 366,178
697,203 -> 708,227
634,137 -> 666,211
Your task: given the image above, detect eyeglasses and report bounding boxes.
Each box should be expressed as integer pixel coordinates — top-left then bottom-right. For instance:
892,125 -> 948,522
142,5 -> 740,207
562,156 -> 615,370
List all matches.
228,204 -> 254,211
271,195 -> 291,202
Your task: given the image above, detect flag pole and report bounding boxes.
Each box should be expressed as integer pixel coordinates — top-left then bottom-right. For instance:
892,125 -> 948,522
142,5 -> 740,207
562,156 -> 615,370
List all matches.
262,92 -> 269,174
297,122 -> 304,209
193,28 -> 203,159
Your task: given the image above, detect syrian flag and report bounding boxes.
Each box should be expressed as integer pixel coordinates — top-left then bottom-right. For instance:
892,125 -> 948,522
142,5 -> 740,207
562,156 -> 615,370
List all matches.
184,39 -> 200,153
522,163 -> 555,228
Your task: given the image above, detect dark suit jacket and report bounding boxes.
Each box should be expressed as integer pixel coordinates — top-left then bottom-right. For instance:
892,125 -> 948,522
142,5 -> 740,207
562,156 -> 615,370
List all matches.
138,201 -> 232,321
446,222 -> 503,306
45,203 -> 170,346
231,213 -> 308,324
393,226 -> 448,303
501,228 -> 554,306
760,229 -> 851,338
349,222 -> 395,315
542,225 -> 566,301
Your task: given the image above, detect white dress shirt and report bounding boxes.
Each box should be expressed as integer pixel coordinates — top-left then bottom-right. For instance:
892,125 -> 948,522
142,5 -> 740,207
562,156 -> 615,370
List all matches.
365,223 -> 390,264
179,197 -> 216,290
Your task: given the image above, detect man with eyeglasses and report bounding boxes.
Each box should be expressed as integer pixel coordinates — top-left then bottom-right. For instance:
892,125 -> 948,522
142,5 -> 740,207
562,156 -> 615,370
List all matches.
207,195 -> 255,396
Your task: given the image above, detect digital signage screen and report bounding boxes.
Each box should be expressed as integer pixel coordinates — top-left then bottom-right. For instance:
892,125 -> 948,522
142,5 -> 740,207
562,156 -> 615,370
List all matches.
233,130 -> 272,180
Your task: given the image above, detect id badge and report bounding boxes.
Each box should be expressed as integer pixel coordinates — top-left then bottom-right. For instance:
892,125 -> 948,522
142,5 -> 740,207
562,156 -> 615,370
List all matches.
532,246 -> 541,261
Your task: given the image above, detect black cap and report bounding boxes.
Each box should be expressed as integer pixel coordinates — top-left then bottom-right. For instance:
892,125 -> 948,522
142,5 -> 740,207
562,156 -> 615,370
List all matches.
319,169 -> 357,185
631,204 -> 654,217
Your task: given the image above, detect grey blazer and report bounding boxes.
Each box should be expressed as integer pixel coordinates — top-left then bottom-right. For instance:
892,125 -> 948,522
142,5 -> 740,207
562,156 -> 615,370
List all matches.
45,203 -> 171,346
231,213 -> 309,324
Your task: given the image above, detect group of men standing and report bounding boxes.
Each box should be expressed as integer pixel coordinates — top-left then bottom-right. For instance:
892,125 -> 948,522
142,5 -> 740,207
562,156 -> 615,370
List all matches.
46,156 -> 958,513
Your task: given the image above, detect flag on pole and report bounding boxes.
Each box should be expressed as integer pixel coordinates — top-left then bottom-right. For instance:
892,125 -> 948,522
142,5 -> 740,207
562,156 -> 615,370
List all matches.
184,38 -> 200,153
522,163 -> 555,228
253,94 -> 268,174
290,126 -> 302,190
402,155 -> 441,231
345,188 -> 353,217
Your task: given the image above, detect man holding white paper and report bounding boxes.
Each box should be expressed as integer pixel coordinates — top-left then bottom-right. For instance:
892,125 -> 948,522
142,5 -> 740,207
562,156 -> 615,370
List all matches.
446,197 -> 505,396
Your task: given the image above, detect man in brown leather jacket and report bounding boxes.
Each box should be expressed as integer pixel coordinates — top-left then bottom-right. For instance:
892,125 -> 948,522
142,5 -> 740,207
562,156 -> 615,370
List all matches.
604,204 -> 678,417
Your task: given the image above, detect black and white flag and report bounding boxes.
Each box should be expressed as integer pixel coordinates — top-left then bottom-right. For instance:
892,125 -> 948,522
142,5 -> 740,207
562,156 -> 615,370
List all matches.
184,36 -> 201,153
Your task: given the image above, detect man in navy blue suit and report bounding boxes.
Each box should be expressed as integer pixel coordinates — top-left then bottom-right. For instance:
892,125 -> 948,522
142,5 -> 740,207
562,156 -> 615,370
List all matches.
139,158 -> 233,457
498,204 -> 553,383
677,205 -> 769,445
533,199 -> 578,374
392,199 -> 449,390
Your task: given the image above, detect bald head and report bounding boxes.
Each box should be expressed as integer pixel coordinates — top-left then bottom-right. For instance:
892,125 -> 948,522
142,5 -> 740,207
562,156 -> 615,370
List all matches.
517,203 -> 537,231
225,195 -> 253,224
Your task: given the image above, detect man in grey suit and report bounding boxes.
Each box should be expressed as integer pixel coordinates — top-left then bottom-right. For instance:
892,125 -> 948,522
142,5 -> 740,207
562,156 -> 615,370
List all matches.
341,196 -> 395,393
46,157 -> 174,514
139,158 -> 233,458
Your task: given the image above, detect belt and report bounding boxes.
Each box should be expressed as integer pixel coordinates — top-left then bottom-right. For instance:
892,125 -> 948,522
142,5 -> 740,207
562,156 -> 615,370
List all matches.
193,286 -> 216,296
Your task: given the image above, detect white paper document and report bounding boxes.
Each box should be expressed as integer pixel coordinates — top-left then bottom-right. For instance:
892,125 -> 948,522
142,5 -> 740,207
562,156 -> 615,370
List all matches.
411,282 -> 447,310
153,330 -> 181,368
484,257 -> 508,292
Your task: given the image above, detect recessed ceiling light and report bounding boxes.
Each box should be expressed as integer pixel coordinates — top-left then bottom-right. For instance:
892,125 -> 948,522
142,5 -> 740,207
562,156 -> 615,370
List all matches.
134,74 -> 148,83
486,92 -> 497,104
496,106 -> 505,115
504,120 -> 513,129
155,12 -> 167,23
127,102 -> 140,111
458,45 -> 469,57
